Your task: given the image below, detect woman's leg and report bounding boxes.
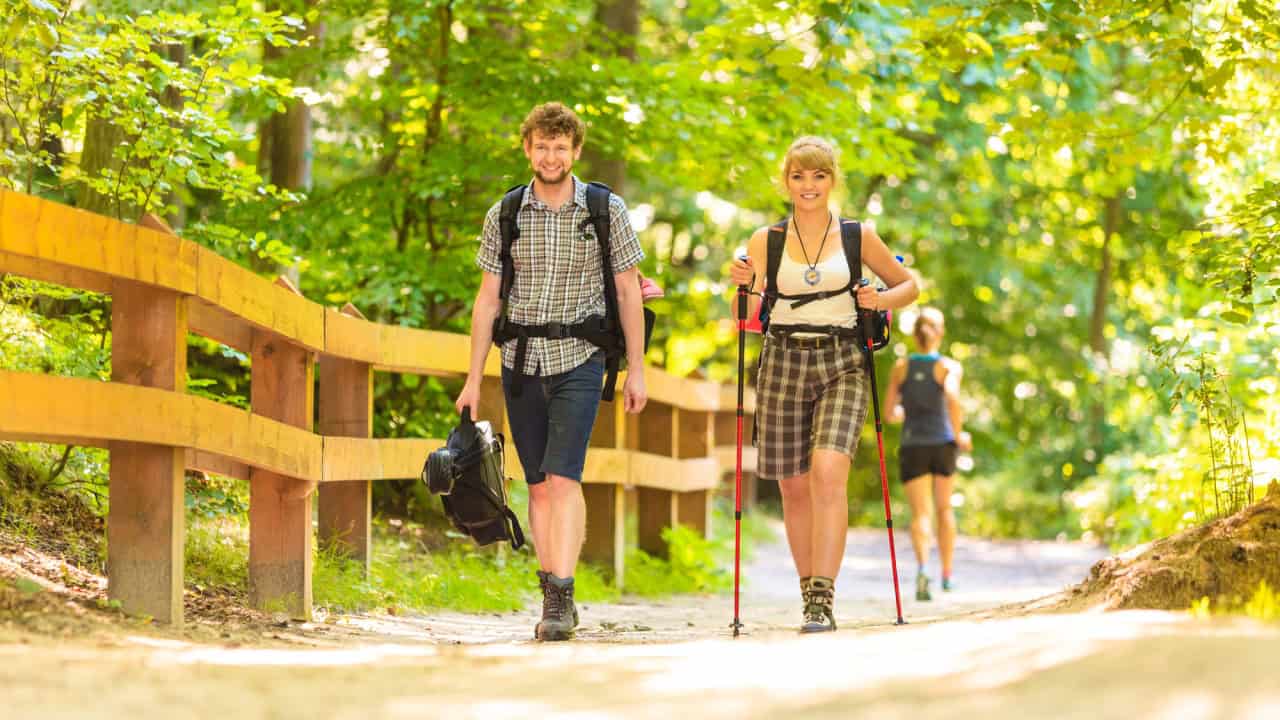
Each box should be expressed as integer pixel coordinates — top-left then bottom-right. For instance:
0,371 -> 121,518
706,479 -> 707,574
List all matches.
809,448 -> 851,579
904,474 -> 933,570
932,473 -> 957,583
778,471 -> 814,578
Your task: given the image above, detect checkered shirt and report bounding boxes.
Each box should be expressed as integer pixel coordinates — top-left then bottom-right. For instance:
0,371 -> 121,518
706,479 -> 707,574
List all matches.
476,176 -> 644,376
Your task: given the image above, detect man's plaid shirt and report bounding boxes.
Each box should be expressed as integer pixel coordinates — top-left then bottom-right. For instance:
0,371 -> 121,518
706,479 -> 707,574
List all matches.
477,176 -> 645,376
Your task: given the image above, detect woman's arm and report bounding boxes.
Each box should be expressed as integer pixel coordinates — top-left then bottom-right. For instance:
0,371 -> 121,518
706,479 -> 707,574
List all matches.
728,227 -> 769,321
884,357 -> 907,424
855,224 -> 918,311
940,358 -> 971,451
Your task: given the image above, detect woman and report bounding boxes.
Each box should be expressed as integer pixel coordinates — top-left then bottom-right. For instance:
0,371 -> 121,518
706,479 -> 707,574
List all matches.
883,307 -> 972,601
729,137 -> 918,632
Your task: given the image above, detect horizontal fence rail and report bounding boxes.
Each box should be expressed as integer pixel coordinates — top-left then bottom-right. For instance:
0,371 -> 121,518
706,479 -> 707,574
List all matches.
0,190 -> 757,625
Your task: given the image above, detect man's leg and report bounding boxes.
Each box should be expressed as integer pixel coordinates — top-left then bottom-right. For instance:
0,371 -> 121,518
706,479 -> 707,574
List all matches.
534,354 -> 604,641
527,480 -> 553,571
544,474 -> 586,579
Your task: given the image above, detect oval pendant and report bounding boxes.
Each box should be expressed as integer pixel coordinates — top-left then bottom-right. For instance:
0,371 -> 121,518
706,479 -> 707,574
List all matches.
804,267 -> 822,286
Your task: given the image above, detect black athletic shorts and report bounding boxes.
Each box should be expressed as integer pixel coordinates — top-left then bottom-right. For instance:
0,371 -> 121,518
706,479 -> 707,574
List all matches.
899,443 -> 957,483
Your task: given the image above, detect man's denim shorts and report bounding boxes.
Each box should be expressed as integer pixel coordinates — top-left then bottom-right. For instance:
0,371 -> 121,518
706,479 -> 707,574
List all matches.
501,352 -> 604,484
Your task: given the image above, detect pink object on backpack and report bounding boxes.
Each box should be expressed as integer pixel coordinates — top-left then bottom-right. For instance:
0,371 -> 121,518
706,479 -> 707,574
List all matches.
639,273 -> 665,301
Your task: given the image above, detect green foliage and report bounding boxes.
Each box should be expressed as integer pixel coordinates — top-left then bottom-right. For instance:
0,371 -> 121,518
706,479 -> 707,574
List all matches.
184,514 -> 248,592
1190,580 -> 1280,624
314,521 -> 619,615
3,0 -> 1279,554
623,525 -> 730,597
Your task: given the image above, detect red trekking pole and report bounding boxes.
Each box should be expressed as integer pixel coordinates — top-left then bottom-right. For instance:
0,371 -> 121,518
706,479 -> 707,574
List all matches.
731,283 -> 748,637
857,278 -> 906,625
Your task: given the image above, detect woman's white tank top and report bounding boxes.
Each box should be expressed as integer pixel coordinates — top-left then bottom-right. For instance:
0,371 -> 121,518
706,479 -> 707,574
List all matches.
769,243 -> 858,330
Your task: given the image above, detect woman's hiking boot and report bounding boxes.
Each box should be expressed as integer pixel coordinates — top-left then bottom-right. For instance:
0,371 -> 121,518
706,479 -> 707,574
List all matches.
800,576 -> 836,633
916,573 -> 932,601
941,576 -> 953,592
535,571 -> 577,641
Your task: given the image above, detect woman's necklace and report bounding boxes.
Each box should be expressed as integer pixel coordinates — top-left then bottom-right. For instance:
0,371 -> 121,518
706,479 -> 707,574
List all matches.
792,212 -> 833,287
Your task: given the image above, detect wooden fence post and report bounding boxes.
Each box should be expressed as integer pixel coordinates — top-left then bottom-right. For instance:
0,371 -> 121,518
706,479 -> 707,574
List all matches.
107,277 -> 188,625
318,303 -> 373,574
248,277 -> 316,619
583,401 -> 628,585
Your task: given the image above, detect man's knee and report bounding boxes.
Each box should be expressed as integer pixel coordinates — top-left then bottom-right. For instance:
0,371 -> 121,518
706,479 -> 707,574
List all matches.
528,480 -> 553,504
543,473 -> 582,499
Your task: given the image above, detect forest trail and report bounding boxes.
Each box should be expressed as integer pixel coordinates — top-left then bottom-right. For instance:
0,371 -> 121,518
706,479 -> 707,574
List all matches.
3,525 -> 1278,719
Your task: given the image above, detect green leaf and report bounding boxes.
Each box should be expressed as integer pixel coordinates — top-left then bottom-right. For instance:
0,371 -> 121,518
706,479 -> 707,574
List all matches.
1220,310 -> 1251,324
34,22 -> 58,48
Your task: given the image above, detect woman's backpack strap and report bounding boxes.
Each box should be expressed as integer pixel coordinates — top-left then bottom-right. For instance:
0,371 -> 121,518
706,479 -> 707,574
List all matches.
765,220 -> 787,301
840,219 -> 862,286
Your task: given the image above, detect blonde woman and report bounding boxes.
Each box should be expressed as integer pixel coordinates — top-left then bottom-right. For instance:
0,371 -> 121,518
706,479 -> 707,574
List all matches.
883,307 -> 971,601
728,137 -> 918,632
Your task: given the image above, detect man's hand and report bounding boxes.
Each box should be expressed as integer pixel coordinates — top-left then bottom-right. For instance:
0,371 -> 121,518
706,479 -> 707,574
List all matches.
455,379 -> 481,418
957,431 -> 973,453
623,371 -> 647,414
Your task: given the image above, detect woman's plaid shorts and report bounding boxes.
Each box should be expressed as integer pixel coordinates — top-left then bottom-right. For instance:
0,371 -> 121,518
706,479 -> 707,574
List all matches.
754,333 -> 870,480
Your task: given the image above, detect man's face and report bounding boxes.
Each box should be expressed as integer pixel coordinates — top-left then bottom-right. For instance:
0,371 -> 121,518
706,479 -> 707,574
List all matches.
523,131 -> 581,186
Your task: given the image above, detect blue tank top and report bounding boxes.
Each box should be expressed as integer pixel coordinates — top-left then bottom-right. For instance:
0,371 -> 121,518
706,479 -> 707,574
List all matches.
900,354 -> 955,447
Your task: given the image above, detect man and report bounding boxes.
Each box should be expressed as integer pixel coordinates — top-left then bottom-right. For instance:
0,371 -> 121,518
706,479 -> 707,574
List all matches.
455,102 -> 648,641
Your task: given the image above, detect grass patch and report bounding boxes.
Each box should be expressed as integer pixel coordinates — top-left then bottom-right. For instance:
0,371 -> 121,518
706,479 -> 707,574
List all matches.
1190,580 -> 1280,624
184,515 -> 248,594
313,521 -> 619,615
622,497 -> 776,597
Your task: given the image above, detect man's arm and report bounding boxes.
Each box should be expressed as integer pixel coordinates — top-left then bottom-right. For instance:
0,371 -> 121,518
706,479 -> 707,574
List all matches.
616,266 -> 647,413
456,272 -> 502,415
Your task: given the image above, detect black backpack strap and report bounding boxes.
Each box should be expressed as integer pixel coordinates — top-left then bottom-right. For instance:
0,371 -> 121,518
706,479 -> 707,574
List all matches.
496,184 -> 528,395
761,220 -> 787,333
841,219 -> 862,285
497,185 -> 525,303
585,181 -> 622,401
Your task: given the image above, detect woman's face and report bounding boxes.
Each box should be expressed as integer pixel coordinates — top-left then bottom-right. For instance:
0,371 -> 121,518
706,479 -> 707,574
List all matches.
786,166 -> 834,213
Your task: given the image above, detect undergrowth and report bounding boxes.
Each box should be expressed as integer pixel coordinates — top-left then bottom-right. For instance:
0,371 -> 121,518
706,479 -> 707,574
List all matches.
1189,580 -> 1280,624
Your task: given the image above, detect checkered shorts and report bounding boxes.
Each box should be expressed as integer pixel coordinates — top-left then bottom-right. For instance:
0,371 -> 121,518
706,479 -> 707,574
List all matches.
754,334 -> 870,480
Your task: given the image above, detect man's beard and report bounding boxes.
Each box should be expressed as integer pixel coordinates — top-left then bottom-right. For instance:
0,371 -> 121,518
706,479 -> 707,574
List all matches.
534,168 -> 571,186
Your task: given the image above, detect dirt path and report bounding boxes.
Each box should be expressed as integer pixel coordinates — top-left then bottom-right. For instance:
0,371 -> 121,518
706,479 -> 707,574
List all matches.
3,526 -> 1279,719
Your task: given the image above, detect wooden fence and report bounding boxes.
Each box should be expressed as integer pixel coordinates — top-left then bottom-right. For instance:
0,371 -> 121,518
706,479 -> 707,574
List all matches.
0,189 -> 757,625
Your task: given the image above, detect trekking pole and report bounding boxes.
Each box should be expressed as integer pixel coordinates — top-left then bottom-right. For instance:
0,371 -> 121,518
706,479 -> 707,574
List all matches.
857,278 -> 906,625
731,282 -> 748,638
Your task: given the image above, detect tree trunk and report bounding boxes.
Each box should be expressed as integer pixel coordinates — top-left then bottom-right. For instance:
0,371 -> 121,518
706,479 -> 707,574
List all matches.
582,0 -> 638,194
255,0 -> 322,280
1090,196 -> 1119,356
1088,194 -> 1121,450
77,113 -> 128,218
260,2 -> 321,193
161,42 -> 188,229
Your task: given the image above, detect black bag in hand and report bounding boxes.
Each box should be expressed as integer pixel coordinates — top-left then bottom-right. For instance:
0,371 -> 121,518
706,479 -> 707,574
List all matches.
422,409 -> 525,550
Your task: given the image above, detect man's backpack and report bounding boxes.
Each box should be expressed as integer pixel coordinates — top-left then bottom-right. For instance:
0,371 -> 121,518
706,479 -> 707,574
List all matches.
493,182 -> 655,401
760,218 -> 891,352
421,409 -> 525,550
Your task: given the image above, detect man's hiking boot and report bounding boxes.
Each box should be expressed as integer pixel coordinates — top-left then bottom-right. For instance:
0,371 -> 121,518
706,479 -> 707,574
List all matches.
535,571 -> 577,641
800,576 -> 836,633
916,573 -> 932,602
